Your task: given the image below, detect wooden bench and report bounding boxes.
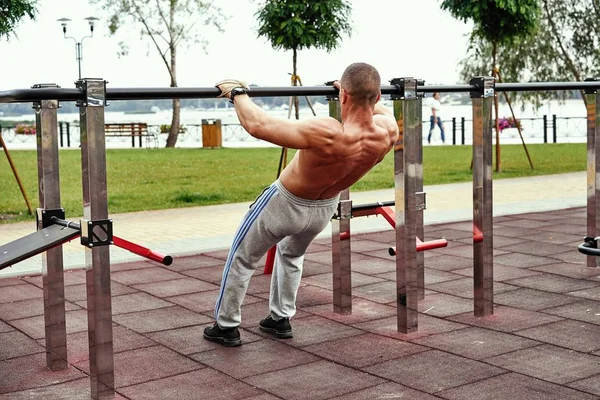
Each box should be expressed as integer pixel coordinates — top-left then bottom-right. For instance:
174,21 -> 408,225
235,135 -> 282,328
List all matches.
104,123 -> 157,148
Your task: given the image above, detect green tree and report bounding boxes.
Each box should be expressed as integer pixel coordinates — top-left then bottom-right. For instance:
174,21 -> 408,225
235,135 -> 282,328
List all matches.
255,0 -> 352,120
0,0 -> 37,39
91,0 -> 225,147
441,0 -> 540,172
458,0 -> 599,109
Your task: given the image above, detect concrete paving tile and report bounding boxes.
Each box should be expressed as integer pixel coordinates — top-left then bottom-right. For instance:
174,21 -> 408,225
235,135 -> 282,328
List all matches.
10,309 -> 88,340
236,300 -> 311,330
363,349 -> 505,393
248,314 -> 363,348
0,283 -> 42,303
112,305 -> 212,333
294,284 -> 336,308
0,297 -> 80,321
424,228 -> 473,241
180,265 -> 227,284
499,241 -> 574,257
109,260 -> 155,272
539,223 -> 588,236
301,271 -> 386,290
417,293 -> 476,317
0,353 -> 86,394
429,244 -> 473,258
520,231 -> 582,245
438,372 -> 597,400
352,314 -> 468,341
328,382 -> 439,400
166,254 -> 225,271
147,323 -> 262,355
351,281 -> 398,304
64,324 -> 155,364
494,252 -> 560,268
427,277 -> 519,299
504,274 -> 599,293
0,330 -> 45,359
412,327 -> 539,360
0,277 -> 26,287
530,262 -> 600,279
23,269 -> 86,288
350,239 -> 392,253
110,266 -> 186,285
345,256 -> 395,275
0,320 -> 13,333
452,264 -> 542,281
302,298 -> 397,324
64,280 -> 137,302
485,344 -> 600,384
132,277 -> 219,297
496,219 -> 557,229
74,345 -> 203,388
82,292 -> 172,315
192,339 -> 319,378
245,272 -> 273,295
0,378 -> 120,400
494,288 -> 581,310
543,299 -> 600,325
303,332 -> 428,368
299,260 -> 332,277
517,319 -> 600,353
568,287 -> 600,301
425,255 -> 474,271
568,374 -> 600,397
244,359 -> 385,400
551,250 -> 591,264
119,369 -> 264,400
447,306 -> 563,332
492,225 -> 540,238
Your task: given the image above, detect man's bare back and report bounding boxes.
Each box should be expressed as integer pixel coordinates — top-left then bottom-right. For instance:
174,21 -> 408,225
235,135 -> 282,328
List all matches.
279,115 -> 397,200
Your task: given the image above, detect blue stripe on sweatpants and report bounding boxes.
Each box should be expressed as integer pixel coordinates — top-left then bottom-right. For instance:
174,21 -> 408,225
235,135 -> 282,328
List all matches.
214,185 -> 278,320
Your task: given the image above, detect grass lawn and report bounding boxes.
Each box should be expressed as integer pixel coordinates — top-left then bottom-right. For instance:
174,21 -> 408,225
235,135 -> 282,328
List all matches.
0,143 -> 586,224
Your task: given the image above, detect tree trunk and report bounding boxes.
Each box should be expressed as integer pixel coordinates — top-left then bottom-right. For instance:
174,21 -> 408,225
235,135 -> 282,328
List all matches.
166,44 -> 180,148
293,48 -> 299,120
492,41 -> 501,173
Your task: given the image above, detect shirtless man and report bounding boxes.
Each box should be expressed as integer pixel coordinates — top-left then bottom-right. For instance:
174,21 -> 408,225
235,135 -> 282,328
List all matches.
204,62 -> 399,346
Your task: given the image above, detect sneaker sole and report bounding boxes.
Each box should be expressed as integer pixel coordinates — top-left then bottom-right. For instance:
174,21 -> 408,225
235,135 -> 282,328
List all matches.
203,333 -> 242,347
259,326 -> 293,339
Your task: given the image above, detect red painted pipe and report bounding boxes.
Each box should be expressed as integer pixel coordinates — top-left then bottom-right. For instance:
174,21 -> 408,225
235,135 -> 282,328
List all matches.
473,226 -> 483,243
112,236 -> 173,266
388,237 -> 448,256
264,245 -> 276,274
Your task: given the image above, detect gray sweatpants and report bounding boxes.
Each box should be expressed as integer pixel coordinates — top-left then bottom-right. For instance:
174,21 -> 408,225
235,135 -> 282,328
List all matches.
215,179 -> 339,328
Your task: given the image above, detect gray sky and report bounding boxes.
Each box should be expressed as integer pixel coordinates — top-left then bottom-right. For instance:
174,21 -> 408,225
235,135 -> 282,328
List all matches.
0,0 -> 473,90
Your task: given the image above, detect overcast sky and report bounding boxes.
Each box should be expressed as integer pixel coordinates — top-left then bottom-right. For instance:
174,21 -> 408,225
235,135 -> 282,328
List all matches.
0,0 -> 473,90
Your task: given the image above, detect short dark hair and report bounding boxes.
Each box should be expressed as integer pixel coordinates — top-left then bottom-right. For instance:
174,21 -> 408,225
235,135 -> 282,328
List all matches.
340,62 -> 381,105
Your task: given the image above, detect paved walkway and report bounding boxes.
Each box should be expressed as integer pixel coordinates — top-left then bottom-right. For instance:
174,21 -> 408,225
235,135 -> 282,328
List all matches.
0,171 -> 586,278
2,172 -> 600,399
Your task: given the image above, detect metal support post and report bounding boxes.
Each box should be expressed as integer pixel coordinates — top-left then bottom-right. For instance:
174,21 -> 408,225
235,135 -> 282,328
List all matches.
77,78 -> 115,399
415,80 -> 425,300
328,86 -> 352,314
585,78 -> 600,268
391,77 -> 419,333
33,84 -> 68,371
470,76 -> 495,317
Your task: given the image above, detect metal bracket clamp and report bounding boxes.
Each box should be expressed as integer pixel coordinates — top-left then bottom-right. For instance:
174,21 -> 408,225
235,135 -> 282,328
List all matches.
80,219 -> 113,247
416,79 -> 425,99
31,83 -> 61,110
415,192 -> 427,211
75,78 -> 108,107
36,208 -> 66,229
332,199 -> 353,220
324,80 -> 338,101
584,78 -> 599,94
389,78 -> 417,100
469,76 -> 495,99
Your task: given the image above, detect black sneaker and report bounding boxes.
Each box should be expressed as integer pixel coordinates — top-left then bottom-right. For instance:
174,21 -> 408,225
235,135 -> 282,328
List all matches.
203,323 -> 242,347
259,315 -> 293,338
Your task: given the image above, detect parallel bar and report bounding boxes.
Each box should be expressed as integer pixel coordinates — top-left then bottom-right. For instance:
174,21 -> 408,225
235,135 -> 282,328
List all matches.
329,97 -> 352,314
585,83 -> 600,268
351,200 -> 395,212
34,88 -> 68,371
471,76 -> 495,317
78,78 -> 115,400
4,81 -> 600,103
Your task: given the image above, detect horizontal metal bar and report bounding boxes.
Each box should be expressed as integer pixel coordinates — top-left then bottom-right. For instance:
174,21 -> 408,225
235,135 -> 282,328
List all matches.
351,200 -> 395,212
1,80 -> 600,104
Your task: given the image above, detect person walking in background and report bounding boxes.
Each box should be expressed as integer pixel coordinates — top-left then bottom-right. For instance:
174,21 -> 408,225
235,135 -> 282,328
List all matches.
428,92 -> 445,144
203,62 -> 399,347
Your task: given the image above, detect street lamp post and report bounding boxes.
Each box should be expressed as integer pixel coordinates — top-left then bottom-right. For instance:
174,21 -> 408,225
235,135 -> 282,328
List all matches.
57,16 -> 99,79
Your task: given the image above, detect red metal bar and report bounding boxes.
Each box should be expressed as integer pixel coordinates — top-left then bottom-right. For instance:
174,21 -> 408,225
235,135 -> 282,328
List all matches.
473,225 -> 483,243
264,245 -> 276,274
388,238 -> 448,256
112,236 -> 173,266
